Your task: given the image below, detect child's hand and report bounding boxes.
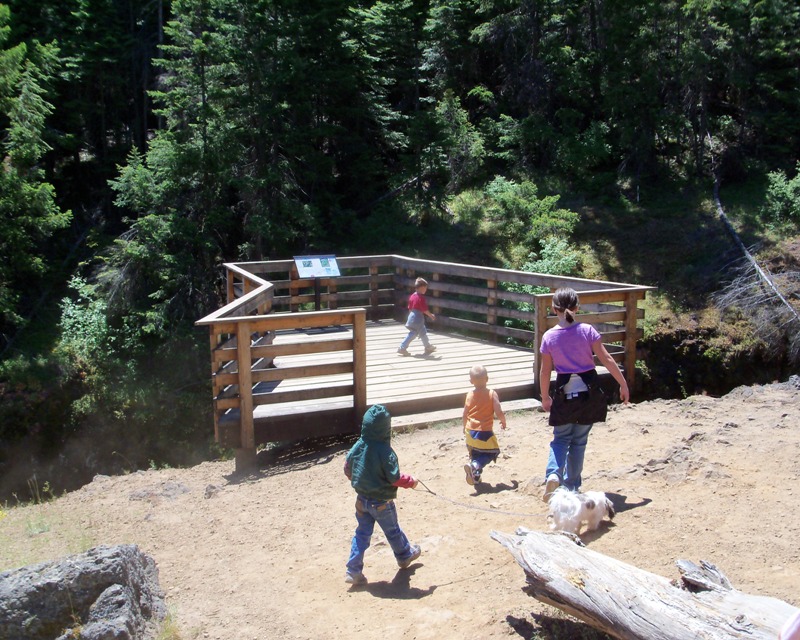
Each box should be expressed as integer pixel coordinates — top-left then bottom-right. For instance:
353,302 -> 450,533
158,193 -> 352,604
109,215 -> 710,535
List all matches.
411,478 -> 419,489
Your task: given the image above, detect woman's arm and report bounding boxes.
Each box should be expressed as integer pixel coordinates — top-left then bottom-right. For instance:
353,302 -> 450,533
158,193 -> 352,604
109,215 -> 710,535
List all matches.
539,352 -> 554,412
592,339 -> 630,404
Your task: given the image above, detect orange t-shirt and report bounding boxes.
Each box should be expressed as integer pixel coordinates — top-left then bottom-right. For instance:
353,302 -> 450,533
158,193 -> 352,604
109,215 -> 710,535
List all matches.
464,387 -> 495,431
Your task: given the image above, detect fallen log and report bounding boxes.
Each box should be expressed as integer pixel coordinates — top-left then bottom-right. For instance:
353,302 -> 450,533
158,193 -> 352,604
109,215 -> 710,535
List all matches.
491,528 -> 798,640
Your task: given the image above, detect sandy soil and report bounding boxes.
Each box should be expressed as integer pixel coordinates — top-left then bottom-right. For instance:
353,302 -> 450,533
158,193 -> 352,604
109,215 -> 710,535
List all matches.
2,378 -> 800,639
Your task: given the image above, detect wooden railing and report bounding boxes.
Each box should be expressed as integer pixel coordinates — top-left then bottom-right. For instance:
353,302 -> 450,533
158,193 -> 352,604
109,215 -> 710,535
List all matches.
196,255 -> 653,469
196,301 -> 367,469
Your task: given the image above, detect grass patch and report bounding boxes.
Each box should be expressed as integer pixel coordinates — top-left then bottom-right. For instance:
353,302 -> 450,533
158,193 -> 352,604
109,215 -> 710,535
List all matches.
156,611 -> 200,640
0,497 -> 96,572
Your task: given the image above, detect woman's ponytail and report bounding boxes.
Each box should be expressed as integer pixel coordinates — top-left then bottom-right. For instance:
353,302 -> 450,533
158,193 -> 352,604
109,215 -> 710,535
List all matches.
552,287 -> 579,323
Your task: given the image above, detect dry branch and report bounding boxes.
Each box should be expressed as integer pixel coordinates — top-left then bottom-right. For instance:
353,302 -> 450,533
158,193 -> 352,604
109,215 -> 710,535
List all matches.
491,528 -> 798,640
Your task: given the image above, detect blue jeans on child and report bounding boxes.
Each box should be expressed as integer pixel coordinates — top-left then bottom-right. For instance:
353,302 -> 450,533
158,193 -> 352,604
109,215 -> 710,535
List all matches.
346,496 -> 415,575
399,310 -> 430,350
545,422 -> 593,491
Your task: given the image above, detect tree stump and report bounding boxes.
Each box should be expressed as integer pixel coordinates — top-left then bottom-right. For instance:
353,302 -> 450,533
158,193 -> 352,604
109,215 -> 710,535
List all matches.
491,528 -> 798,640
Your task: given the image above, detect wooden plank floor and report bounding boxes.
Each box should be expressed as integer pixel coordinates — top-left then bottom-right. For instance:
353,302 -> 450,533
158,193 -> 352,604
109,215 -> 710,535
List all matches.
255,319 -> 536,420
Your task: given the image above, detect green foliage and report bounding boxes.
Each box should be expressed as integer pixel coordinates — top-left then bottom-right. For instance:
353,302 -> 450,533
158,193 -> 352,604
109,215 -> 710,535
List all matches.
762,163 -> 800,230
56,276 -> 126,382
449,177 -> 580,267
109,149 -> 162,214
54,272 -> 213,469
501,236 -> 582,337
0,352 -> 53,388
435,90 -> 485,190
0,351 -> 79,500
522,237 -> 581,278
0,9 -> 70,337
484,176 -> 579,254
0,276 -> 214,501
552,120 -> 612,177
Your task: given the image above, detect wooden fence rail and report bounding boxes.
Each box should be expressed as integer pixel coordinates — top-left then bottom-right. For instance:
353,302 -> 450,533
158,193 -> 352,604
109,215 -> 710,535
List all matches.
196,255 -> 653,470
197,308 -> 366,469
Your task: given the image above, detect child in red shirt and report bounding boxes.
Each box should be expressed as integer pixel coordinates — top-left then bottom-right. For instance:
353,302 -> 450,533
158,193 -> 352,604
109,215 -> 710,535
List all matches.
397,277 -> 437,356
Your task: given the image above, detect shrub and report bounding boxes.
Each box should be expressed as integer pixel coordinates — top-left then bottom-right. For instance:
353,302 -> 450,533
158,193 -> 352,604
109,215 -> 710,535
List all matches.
763,162 -> 800,229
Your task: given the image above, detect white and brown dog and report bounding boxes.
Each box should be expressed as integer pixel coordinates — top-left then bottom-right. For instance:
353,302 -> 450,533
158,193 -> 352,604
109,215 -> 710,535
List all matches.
547,487 -> 615,535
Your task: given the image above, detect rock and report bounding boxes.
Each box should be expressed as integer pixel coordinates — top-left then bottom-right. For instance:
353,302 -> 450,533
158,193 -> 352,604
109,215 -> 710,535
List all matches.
0,544 -> 166,640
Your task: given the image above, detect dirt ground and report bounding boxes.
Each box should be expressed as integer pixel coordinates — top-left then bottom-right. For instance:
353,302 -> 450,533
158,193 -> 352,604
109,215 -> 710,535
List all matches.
2,377 -> 800,640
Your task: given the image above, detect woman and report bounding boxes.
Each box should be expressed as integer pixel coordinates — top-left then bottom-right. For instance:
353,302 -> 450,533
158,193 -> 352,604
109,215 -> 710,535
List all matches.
539,287 -> 630,502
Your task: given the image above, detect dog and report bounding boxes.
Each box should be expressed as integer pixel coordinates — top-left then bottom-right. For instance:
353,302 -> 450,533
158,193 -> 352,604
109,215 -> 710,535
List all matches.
547,487 -> 615,535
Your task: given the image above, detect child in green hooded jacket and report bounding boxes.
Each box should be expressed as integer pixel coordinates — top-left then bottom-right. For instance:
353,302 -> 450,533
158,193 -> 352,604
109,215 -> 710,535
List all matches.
344,404 -> 421,585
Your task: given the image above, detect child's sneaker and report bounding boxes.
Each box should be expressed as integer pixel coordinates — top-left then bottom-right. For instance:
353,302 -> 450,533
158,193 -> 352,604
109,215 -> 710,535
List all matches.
345,571 -> 368,585
397,544 -> 421,569
423,345 -> 437,355
463,464 -> 475,486
397,348 -> 410,356
470,461 -> 482,483
543,473 -> 560,503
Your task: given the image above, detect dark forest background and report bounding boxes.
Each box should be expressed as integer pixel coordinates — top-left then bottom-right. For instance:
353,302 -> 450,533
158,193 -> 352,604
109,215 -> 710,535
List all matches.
1,0 -> 798,500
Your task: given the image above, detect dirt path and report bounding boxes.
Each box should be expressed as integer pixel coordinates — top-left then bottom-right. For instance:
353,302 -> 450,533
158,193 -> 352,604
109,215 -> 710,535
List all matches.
2,379 -> 800,639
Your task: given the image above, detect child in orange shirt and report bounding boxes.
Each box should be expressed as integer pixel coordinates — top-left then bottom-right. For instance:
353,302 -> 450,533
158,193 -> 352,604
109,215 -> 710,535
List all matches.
462,365 -> 506,485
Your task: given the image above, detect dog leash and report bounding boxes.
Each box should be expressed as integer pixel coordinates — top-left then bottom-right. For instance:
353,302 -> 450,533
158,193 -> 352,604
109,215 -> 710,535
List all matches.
414,479 -> 547,519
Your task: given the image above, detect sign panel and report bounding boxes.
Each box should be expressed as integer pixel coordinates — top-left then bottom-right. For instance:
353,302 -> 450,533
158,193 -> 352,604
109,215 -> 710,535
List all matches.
293,255 -> 341,279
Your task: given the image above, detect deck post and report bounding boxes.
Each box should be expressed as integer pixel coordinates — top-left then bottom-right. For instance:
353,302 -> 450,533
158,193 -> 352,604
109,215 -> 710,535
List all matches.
533,294 -> 549,398
235,447 -> 258,471
487,278 -> 497,342
431,272 -> 441,316
209,328 -> 222,444
369,264 -> 379,319
226,270 -> 236,305
394,266 -> 407,321
235,321 -> 257,472
624,291 -> 639,390
289,264 -> 299,313
353,311 -> 367,424
329,279 -> 338,310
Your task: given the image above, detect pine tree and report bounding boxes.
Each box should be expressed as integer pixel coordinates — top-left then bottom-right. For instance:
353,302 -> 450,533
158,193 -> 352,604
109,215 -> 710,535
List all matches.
0,5 -> 70,342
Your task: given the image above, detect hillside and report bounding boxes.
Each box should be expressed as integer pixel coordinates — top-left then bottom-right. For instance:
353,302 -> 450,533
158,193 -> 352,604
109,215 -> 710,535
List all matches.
2,377 -> 799,639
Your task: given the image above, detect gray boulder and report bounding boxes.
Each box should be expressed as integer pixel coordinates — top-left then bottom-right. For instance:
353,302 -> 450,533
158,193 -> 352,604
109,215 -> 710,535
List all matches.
0,544 -> 166,640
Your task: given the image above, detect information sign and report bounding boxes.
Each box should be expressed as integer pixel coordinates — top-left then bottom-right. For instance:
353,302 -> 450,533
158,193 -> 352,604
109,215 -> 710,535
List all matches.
293,255 -> 341,279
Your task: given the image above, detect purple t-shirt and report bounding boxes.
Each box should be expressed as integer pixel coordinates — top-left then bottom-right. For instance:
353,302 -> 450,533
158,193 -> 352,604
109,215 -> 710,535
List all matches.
540,322 -> 600,374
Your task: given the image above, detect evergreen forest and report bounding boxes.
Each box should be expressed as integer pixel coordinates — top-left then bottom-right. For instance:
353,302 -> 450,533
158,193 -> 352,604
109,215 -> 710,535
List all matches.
1,0 -> 799,499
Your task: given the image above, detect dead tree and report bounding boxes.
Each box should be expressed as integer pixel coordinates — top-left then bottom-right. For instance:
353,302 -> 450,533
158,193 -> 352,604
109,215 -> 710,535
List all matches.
491,528 -> 798,640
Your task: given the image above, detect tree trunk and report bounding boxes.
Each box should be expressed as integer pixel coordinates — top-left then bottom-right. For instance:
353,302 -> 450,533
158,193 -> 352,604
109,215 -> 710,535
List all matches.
491,528 -> 797,640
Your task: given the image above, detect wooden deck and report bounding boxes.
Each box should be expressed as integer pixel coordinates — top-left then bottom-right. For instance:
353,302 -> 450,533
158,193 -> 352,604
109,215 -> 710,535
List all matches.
256,319 -> 535,423
200,255 -> 651,463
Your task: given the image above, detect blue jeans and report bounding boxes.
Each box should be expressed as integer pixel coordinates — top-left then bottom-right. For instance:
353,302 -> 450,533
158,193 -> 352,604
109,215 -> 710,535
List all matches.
346,496 -> 414,575
545,422 -> 593,491
399,311 -> 430,350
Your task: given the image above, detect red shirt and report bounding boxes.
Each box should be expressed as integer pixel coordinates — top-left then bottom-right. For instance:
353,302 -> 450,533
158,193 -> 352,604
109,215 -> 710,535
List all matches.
407,291 -> 428,312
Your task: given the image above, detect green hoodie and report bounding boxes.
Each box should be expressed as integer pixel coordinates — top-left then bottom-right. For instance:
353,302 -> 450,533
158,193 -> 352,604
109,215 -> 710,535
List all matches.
346,405 -> 401,501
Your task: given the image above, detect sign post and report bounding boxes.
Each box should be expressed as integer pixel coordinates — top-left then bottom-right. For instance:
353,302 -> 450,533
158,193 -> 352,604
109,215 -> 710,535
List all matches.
293,255 -> 341,311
